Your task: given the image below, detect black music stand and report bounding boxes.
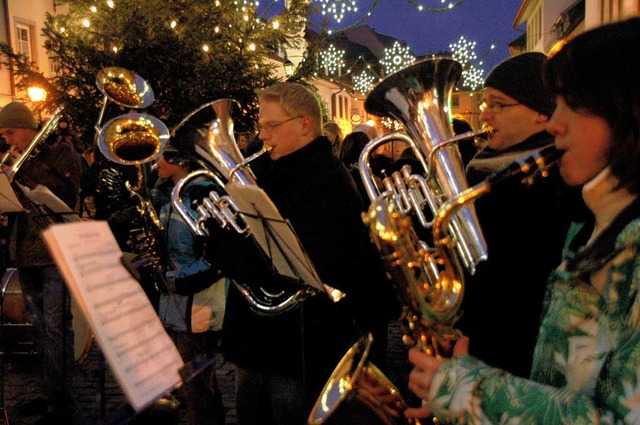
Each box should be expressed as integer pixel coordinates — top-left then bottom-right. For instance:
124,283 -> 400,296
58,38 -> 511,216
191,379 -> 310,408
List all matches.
225,182 -> 340,298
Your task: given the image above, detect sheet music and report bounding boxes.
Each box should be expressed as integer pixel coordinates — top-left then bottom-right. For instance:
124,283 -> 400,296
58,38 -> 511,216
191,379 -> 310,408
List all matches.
17,183 -> 82,222
0,173 -> 23,212
225,182 -> 332,295
42,220 -> 184,411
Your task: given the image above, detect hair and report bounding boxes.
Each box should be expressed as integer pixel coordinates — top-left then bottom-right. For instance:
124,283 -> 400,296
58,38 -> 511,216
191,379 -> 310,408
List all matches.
339,131 -> 370,167
256,82 -> 323,135
545,17 -> 640,194
323,121 -> 343,143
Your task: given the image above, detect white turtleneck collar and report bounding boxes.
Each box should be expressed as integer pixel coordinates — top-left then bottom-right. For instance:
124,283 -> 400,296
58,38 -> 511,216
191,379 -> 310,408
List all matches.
582,166 -> 637,246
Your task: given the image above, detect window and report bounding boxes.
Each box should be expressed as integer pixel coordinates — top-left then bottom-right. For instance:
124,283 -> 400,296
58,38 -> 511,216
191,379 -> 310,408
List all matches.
16,23 -> 33,62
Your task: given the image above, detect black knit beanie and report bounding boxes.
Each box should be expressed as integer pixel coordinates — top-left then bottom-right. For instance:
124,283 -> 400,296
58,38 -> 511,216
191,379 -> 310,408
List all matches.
484,52 -> 555,117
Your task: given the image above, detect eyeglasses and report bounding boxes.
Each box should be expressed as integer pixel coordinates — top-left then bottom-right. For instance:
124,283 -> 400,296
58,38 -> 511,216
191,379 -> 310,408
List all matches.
257,115 -> 302,132
479,101 -> 520,114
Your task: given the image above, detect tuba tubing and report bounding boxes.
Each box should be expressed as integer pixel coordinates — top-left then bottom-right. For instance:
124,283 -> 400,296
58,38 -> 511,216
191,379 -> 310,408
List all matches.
170,99 -> 326,316
361,57 -> 488,275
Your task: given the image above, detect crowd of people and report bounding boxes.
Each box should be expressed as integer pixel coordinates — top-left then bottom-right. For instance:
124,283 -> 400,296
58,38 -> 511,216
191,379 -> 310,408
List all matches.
0,15 -> 638,425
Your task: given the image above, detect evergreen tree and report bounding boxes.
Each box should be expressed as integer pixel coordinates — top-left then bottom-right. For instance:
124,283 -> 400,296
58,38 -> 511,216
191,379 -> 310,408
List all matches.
0,0 -> 310,152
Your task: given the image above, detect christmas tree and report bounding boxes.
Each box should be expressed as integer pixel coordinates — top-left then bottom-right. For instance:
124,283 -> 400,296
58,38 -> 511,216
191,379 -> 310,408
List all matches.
0,0 -> 310,152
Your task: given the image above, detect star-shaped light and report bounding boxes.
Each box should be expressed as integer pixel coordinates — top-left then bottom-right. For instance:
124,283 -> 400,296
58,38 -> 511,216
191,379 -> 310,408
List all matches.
320,44 -> 346,77
380,41 -> 415,76
353,69 -> 376,94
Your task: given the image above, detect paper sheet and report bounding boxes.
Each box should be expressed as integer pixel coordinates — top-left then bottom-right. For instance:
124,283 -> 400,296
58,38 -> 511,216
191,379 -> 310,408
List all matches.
17,183 -> 82,222
42,220 -> 184,411
225,182 -> 342,298
0,173 -> 23,212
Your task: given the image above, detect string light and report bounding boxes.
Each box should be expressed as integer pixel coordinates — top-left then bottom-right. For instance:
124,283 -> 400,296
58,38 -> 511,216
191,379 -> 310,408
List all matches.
318,0 -> 358,23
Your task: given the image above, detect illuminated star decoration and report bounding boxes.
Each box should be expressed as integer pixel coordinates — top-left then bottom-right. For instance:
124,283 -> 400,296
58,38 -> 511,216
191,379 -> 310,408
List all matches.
317,0 -> 359,23
320,44 -> 346,78
380,41 -> 415,76
352,69 -> 376,95
450,35 -> 485,91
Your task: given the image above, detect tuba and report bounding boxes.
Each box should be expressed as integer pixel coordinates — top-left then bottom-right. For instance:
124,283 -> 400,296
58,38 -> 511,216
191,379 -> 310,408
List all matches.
170,99 -> 331,316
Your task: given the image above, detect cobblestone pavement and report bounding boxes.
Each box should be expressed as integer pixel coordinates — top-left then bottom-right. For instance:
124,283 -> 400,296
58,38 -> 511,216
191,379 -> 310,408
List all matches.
1,321 -> 412,425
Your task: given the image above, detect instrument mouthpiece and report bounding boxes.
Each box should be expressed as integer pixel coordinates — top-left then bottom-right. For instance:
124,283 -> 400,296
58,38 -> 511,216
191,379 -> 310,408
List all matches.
486,145 -> 561,188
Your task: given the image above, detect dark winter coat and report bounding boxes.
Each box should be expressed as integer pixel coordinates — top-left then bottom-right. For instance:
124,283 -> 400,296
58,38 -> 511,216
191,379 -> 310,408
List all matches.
13,134 -> 82,267
220,136 -> 396,404
457,131 -> 583,378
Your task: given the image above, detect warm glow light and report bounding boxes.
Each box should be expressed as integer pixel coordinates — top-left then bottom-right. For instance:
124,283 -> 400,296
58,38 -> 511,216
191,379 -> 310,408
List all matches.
170,20 -> 177,29
90,6 -> 97,12
106,0 -> 115,8
202,44 -> 210,52
249,43 -> 256,51
272,20 -> 280,29
28,87 -> 47,102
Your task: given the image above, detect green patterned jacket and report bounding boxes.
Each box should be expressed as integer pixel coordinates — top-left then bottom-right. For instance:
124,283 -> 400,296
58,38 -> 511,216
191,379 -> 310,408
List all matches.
429,204 -> 640,424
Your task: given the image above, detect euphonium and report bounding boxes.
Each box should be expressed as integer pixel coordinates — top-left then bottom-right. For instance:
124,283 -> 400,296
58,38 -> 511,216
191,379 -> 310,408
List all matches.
309,145 -> 563,425
309,57 -> 486,424
170,99 -> 327,316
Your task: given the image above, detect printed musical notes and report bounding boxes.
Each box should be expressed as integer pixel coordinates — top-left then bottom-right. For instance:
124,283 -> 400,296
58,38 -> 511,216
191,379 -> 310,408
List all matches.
42,220 -> 184,411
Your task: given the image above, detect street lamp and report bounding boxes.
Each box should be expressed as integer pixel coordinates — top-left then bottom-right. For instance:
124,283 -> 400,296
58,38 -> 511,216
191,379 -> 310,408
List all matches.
27,86 -> 47,102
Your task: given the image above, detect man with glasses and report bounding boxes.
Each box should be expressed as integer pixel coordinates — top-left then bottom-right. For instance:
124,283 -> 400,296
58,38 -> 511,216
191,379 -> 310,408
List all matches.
218,82 -> 396,425
456,52 -> 583,378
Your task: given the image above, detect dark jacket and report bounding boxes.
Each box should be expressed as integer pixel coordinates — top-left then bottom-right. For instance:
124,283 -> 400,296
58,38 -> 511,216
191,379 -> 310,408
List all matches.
220,136 -> 396,403
457,131 -> 583,378
13,134 -> 82,267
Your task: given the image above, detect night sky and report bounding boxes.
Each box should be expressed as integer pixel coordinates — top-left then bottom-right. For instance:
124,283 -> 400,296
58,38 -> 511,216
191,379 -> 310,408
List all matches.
310,0 -> 525,76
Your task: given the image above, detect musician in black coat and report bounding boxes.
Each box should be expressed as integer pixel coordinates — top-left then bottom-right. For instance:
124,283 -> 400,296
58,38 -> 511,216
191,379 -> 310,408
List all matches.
456,52 -> 583,379
215,83 -> 397,425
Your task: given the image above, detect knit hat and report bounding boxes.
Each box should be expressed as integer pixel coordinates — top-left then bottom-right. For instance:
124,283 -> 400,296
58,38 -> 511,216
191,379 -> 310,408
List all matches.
0,102 -> 38,130
484,52 -> 555,117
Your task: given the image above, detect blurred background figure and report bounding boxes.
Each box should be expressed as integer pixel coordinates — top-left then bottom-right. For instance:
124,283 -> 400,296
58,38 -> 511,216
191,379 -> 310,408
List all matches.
322,121 -> 343,157
150,124 -> 227,425
353,123 -> 378,141
236,132 -> 252,157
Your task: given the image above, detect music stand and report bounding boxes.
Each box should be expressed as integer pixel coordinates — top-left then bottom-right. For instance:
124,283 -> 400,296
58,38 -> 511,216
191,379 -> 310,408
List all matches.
225,182 -> 344,300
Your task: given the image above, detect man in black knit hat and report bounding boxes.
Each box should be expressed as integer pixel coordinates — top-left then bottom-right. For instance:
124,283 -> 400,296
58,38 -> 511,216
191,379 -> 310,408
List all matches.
456,52 -> 584,378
